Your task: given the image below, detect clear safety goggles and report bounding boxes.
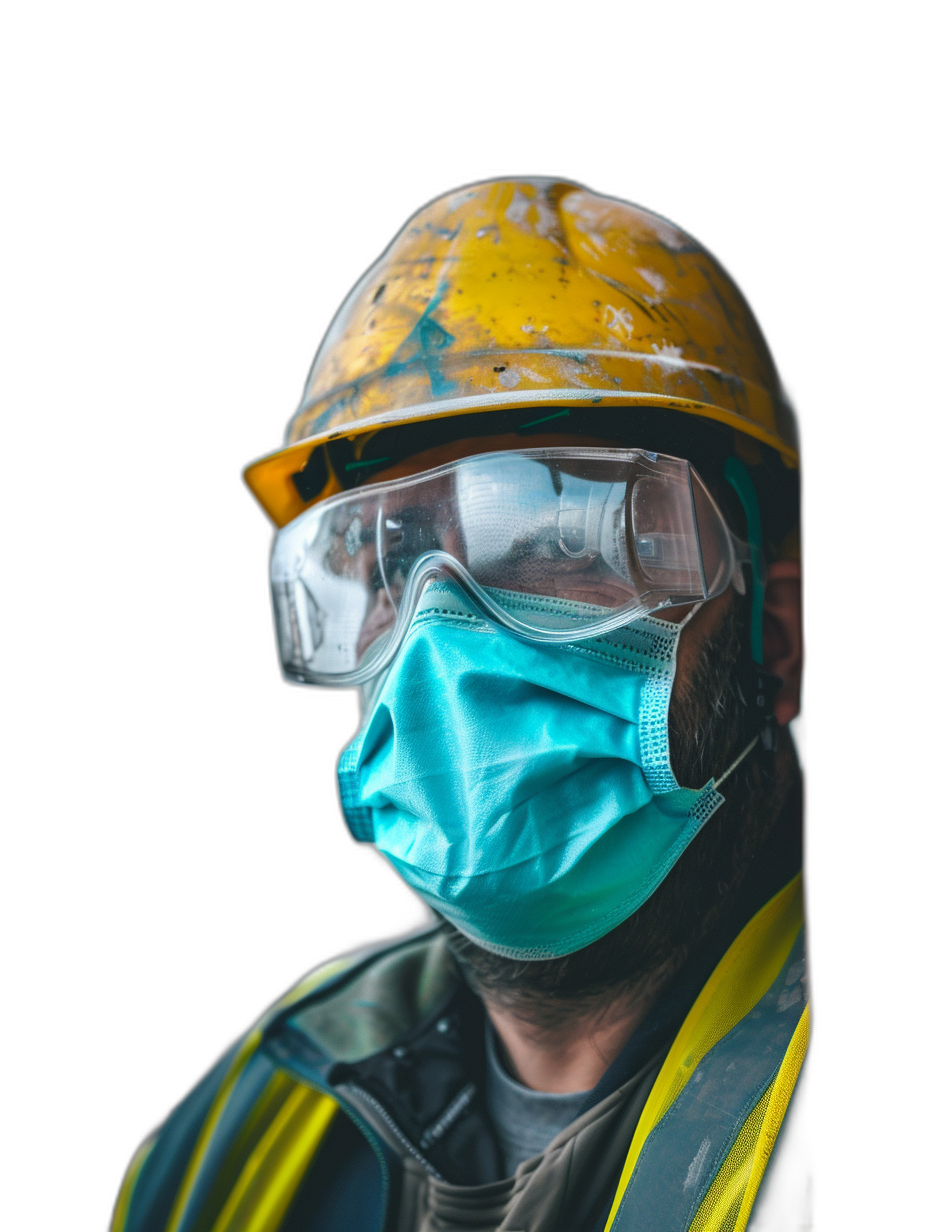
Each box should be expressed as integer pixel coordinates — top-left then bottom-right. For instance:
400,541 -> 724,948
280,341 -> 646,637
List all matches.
270,448 -> 749,686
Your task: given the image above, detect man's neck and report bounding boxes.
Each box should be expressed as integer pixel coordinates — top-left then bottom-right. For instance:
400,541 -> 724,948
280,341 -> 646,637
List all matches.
484,978 -> 667,1093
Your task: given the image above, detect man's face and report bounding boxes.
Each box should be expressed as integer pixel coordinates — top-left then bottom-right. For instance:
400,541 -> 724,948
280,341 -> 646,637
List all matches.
352,427 -> 800,1016
360,428 -> 734,763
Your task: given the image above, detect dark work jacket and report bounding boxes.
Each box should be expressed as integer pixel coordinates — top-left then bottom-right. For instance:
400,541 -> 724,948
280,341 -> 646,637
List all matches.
112,806 -> 808,1232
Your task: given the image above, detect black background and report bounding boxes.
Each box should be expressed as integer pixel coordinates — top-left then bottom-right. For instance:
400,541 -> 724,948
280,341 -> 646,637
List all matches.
76,93 -> 838,1212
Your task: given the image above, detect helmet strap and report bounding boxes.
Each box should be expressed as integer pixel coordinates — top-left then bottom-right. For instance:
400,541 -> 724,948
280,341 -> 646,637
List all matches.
724,457 -> 782,753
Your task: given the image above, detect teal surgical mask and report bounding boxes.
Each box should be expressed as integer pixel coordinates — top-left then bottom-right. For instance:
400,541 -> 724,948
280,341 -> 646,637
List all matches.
338,582 -> 743,960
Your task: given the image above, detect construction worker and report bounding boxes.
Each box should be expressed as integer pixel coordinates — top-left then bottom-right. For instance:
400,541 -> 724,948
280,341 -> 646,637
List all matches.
112,178 -> 807,1232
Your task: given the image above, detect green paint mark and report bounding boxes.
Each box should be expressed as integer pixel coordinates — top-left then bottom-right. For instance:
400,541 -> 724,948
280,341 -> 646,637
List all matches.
519,409 -> 570,430
345,456 -> 391,472
382,279 -> 456,398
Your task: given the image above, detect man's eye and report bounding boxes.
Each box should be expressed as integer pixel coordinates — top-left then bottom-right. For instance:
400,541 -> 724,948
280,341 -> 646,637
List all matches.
381,509 -> 443,565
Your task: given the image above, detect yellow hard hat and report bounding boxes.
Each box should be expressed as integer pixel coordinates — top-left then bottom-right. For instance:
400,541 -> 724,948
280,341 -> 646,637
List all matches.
245,178 -> 798,530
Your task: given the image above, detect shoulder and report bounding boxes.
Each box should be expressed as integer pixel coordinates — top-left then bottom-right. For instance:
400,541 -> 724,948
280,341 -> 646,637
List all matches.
110,937 -> 431,1232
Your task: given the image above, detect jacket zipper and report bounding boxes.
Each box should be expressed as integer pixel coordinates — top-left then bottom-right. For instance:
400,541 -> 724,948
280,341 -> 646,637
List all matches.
340,1082 -> 444,1179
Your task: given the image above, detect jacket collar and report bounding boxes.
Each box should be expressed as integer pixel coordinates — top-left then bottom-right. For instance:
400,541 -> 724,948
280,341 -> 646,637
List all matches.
261,928 -> 503,1183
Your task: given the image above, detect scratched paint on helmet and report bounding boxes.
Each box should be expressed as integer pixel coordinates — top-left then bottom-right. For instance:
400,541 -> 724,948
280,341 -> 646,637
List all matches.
245,178 -> 798,528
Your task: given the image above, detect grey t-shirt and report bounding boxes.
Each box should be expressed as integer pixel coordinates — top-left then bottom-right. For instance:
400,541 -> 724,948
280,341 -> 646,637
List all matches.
484,1022 -> 593,1177
395,1039 -> 666,1232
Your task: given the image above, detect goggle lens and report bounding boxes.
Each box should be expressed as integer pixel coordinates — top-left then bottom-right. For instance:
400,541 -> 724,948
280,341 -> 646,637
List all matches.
270,449 -> 745,685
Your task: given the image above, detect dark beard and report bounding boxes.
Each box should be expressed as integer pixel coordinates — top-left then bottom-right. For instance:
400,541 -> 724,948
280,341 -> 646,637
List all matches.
441,596 -> 796,1029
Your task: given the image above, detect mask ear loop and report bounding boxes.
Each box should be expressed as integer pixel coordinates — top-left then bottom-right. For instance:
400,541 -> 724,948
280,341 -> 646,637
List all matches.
724,458 -> 782,753
676,600 -> 704,629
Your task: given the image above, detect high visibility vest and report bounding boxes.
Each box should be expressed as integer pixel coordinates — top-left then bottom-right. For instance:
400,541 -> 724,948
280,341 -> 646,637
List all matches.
112,875 -> 808,1232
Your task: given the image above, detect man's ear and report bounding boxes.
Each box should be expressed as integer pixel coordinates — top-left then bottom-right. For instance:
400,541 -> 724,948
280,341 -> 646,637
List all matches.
763,560 -> 803,725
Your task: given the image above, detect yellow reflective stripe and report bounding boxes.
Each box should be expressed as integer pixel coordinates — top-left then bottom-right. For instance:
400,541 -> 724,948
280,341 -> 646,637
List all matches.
164,1028 -> 265,1232
219,1071 -> 298,1169
688,1084 -> 774,1231
162,956 -> 351,1232
187,1072 -> 300,1232
209,1086 -> 338,1232
732,1004 -> 810,1232
603,873 -> 804,1230
111,1133 -> 157,1232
